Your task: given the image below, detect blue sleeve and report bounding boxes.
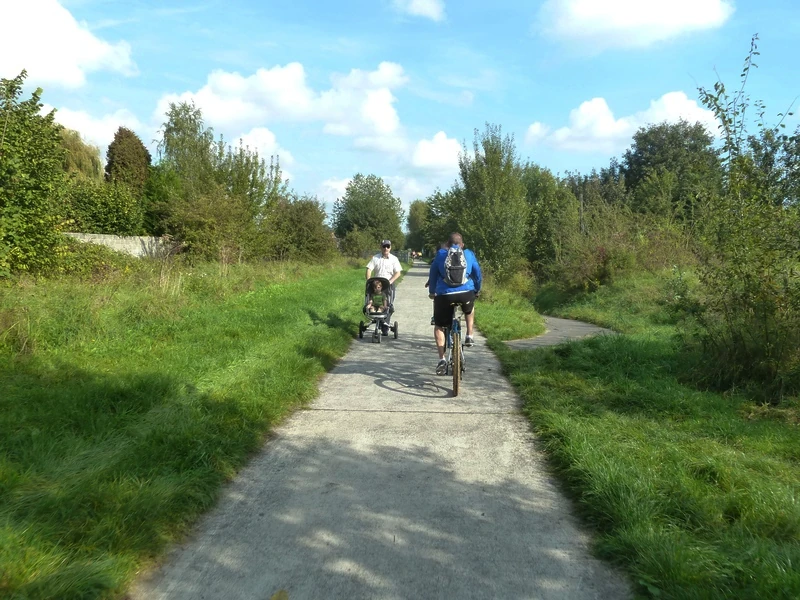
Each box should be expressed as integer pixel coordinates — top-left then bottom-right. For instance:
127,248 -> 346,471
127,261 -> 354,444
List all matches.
469,251 -> 482,293
428,258 -> 439,290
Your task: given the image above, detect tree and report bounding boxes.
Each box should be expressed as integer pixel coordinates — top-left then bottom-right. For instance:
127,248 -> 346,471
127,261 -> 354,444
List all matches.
152,101 -> 290,259
686,34 -> 800,401
59,128 -> 103,180
261,194 -> 337,261
105,126 -> 151,196
454,123 -> 529,278
64,178 -> 143,235
621,120 -> 722,222
522,163 -> 579,275
405,199 -> 429,252
157,101 -> 216,195
0,71 -> 65,274
331,173 -> 404,247
422,188 -> 460,255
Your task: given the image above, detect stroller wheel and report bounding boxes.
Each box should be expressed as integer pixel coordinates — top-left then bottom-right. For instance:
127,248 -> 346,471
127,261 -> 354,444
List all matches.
358,321 -> 364,339
393,321 -> 398,339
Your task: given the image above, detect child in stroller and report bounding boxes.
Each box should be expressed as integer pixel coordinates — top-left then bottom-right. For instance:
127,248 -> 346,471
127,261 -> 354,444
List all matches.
358,276 -> 398,342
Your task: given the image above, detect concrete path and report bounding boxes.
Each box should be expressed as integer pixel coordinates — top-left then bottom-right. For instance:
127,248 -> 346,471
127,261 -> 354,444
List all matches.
129,264 -> 630,600
505,316 -> 614,351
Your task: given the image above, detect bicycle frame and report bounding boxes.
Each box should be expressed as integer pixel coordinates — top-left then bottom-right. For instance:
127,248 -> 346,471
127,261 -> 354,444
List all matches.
445,304 -> 465,396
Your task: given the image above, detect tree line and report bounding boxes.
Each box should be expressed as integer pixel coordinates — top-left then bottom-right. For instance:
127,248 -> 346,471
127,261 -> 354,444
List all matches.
1,37 -> 798,400
0,70 -> 406,276
405,38 -> 798,401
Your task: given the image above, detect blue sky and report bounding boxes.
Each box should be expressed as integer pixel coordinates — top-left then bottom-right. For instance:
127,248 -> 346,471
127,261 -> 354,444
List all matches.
3,0 -> 799,215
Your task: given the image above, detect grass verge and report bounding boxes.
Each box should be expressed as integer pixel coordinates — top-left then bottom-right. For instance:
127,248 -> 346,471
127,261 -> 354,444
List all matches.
487,270 -> 800,599
0,259 -> 365,599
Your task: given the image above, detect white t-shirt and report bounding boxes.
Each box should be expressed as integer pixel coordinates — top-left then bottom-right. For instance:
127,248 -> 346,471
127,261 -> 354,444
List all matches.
366,253 -> 402,280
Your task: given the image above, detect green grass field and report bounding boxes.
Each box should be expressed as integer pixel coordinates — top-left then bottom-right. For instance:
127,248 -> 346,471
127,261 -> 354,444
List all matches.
4,262 -> 799,599
480,270 -> 800,599
0,260 -> 365,599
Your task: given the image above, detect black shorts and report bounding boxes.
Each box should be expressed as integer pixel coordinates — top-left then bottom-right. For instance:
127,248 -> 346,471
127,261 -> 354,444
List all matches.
433,291 -> 476,328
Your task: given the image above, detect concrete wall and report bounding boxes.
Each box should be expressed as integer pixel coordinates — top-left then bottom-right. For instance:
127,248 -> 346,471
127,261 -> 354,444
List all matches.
64,233 -> 166,258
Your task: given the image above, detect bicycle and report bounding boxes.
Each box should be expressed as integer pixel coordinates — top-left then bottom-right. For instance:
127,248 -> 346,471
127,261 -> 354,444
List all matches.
444,303 -> 466,396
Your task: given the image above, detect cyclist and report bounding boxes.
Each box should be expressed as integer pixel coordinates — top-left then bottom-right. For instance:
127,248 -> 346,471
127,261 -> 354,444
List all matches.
428,232 -> 482,375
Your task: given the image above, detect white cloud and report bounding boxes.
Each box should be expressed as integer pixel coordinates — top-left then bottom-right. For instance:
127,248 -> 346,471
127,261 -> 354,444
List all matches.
526,91 -> 718,153
237,127 -> 295,183
1,0 -> 136,88
154,61 -> 408,151
44,105 -> 146,156
392,0 -> 446,22
237,127 -> 294,165
524,122 -> 551,145
538,0 -> 734,49
412,131 -> 462,173
317,177 -> 352,204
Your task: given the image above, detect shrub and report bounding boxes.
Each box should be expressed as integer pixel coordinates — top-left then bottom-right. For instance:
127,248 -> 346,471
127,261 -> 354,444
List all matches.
64,179 -> 144,235
0,71 -> 66,275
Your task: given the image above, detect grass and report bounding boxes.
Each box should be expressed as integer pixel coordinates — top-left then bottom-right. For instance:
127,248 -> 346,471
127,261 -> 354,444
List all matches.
4,259 -> 798,599
0,258 -> 366,599
483,269 -> 800,599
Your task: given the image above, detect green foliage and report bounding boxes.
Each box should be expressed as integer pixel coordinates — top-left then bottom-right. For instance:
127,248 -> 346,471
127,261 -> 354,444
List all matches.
331,173 -> 404,247
157,101 -> 216,196
687,35 -> 800,401
622,119 -> 722,223
105,126 -> 151,196
405,199 -> 429,252
152,101 -> 291,259
215,140 -> 288,217
64,178 -> 144,235
492,271 -> 800,599
522,163 -> 579,277
421,188 -> 460,254
142,163 -> 182,236
0,263 -> 363,597
165,182 -> 250,261
454,123 -> 529,279
260,194 -> 338,261
553,200 -> 639,291
0,71 -> 67,275
56,235 -> 142,278
338,227 -> 377,258
59,128 -> 103,181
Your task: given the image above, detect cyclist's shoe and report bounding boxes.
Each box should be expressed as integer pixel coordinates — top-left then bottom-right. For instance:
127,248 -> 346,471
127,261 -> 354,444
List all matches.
464,336 -> 475,347
436,359 -> 447,375
381,324 -> 389,336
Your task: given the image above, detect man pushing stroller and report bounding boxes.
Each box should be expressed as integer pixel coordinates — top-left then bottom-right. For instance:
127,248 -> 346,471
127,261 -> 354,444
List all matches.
365,240 -> 402,335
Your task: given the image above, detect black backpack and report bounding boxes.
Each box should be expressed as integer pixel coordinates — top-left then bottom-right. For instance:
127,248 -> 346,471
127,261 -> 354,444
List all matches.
443,246 -> 468,286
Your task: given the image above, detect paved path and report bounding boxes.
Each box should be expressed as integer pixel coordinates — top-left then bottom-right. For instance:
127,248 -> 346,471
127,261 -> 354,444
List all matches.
130,264 -> 630,600
505,316 -> 614,351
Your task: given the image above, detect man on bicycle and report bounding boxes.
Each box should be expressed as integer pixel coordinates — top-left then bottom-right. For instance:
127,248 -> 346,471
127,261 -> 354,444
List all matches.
428,232 -> 482,375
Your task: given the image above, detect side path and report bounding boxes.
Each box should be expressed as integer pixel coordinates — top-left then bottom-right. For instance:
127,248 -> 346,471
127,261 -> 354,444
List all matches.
130,264 -> 630,600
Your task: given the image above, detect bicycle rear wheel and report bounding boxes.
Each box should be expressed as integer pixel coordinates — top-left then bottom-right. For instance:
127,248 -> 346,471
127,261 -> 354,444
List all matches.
452,330 -> 461,396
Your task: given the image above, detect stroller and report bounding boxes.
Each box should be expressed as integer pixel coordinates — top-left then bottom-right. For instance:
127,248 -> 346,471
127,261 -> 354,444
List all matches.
358,277 -> 398,343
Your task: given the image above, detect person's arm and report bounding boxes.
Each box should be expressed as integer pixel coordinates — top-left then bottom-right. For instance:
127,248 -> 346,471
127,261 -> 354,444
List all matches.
365,257 -> 374,280
428,259 -> 438,298
389,257 -> 402,285
471,254 -> 482,294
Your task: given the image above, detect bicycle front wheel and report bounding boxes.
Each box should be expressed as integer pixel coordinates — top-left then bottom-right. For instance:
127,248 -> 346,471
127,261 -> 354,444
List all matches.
452,330 -> 461,396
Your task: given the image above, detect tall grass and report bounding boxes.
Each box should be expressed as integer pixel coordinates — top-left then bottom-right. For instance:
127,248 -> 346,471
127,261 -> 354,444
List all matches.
0,258 -> 364,599
487,270 -> 800,599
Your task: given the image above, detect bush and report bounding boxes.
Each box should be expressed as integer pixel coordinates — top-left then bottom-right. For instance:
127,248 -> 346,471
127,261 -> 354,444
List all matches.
0,71 -> 66,275
55,236 -> 143,279
64,179 -> 144,235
